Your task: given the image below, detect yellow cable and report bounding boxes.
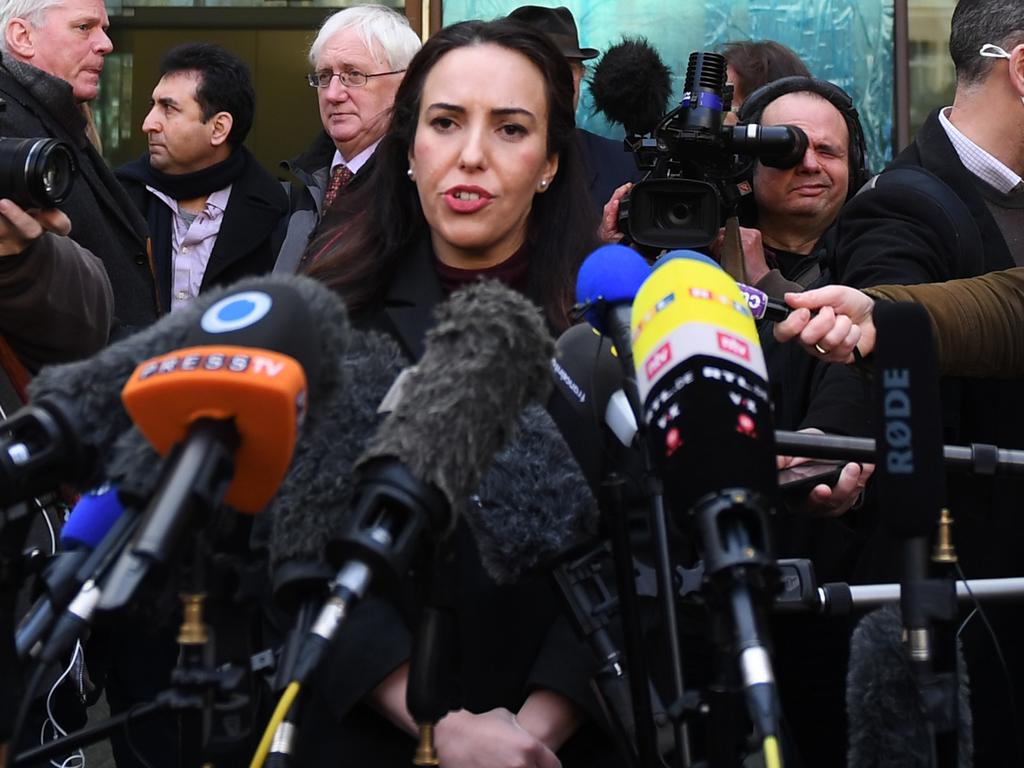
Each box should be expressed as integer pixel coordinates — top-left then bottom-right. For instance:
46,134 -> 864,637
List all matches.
249,681 -> 301,768
762,734 -> 783,768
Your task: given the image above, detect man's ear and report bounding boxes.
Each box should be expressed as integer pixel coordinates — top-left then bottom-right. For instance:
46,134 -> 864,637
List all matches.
1011,44 -> 1024,99
209,111 -> 233,147
6,18 -> 37,59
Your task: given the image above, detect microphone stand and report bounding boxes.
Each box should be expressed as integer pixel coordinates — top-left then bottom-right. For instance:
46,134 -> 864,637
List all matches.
774,430 -> 1024,475
406,542 -> 460,766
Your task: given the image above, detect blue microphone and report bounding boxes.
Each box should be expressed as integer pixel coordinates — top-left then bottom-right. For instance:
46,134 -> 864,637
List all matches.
16,485 -> 134,659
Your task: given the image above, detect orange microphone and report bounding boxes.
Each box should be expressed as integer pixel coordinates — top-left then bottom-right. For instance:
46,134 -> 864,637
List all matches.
94,276 -> 347,614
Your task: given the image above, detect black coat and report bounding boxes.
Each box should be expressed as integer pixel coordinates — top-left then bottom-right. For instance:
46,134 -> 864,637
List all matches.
800,109 -> 1024,767
295,242 -> 619,768
577,127 -> 641,218
116,149 -> 288,310
0,54 -> 156,329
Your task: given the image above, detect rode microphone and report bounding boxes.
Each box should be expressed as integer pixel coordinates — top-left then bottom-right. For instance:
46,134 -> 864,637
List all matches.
871,301 -> 960,758
631,252 -> 782,745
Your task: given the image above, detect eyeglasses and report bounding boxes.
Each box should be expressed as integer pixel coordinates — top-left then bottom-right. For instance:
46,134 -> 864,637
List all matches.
306,68 -> 406,89
980,43 -> 1013,60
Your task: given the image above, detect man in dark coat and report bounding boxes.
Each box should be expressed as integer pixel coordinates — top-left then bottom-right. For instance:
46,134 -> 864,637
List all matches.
274,5 -> 421,273
116,43 -> 286,312
797,2 -> 1024,763
0,0 -> 156,331
508,5 -> 640,218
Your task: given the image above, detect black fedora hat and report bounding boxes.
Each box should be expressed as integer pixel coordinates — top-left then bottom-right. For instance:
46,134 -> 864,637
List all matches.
508,5 -> 600,61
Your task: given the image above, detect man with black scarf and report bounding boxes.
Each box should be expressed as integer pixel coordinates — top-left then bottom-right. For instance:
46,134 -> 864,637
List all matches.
116,42 -> 286,313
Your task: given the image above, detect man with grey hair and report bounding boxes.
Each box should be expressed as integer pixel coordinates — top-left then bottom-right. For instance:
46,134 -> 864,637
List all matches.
275,4 -> 420,272
0,0 -> 156,329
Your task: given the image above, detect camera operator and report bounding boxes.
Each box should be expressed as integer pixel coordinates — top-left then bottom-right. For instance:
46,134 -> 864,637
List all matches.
0,0 -> 157,331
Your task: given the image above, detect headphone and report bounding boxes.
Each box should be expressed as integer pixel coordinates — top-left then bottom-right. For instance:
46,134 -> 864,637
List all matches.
736,75 -> 871,197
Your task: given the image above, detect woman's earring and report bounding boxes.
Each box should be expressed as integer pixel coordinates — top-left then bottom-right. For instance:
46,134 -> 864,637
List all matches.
407,168 -> 415,181
538,178 -> 548,190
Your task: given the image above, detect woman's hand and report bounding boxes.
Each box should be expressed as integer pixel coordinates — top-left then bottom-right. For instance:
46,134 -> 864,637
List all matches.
774,285 -> 877,362
434,708 -> 562,768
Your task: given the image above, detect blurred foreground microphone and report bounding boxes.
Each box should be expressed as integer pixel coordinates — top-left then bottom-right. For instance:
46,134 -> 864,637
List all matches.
870,302 -> 962,759
0,301 -> 209,507
295,281 -> 553,685
267,330 -> 408,607
591,36 -> 673,136
847,605 -> 972,767
630,253 -> 782,745
467,404 -> 599,585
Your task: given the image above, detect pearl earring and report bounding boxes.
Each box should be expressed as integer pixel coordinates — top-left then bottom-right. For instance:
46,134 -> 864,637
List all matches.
538,179 -> 548,189
407,168 -> 415,180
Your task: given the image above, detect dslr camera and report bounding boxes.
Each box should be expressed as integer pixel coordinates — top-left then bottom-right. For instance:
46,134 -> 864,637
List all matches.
618,51 -> 808,251
0,99 -> 76,209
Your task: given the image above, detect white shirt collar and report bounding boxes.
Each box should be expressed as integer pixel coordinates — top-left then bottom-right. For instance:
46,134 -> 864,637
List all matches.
938,106 -> 1024,195
332,139 -> 381,176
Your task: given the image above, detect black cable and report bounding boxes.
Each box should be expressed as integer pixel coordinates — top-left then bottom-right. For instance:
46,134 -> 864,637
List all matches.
954,560 -> 1023,767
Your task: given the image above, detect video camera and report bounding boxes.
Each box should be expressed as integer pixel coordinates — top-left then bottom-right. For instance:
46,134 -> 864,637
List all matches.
618,51 -> 808,251
0,98 -> 76,209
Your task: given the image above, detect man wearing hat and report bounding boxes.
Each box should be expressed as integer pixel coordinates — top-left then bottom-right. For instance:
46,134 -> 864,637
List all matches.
509,5 -> 639,216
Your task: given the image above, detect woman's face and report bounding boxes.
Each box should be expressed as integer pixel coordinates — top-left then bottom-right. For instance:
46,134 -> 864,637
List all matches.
408,43 -> 559,269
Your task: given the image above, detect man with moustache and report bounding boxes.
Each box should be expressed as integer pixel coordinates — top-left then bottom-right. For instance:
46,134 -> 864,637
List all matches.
0,0 -> 156,331
275,4 -> 421,272
116,42 -> 286,312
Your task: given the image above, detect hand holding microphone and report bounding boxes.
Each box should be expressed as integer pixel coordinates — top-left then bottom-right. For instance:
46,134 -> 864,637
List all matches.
773,285 -> 876,362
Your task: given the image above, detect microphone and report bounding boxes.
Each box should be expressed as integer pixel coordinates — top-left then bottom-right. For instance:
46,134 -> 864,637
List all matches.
871,301 -> 961,757
296,280 -> 553,686
0,302 -> 209,506
630,252 -> 782,744
97,276 -> 345,611
15,486 -> 128,658
655,249 -> 791,322
590,37 -> 673,136
266,329 -> 409,608
466,404 -> 599,584
39,275 -> 350,663
846,605 -> 972,767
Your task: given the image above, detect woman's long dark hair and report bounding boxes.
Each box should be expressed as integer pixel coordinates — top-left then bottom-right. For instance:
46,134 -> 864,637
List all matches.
305,18 -> 598,332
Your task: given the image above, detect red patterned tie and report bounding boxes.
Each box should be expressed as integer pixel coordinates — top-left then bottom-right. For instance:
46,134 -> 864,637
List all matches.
322,163 -> 353,210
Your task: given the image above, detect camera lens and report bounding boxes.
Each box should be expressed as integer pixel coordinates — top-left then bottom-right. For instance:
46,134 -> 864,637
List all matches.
0,137 -> 76,208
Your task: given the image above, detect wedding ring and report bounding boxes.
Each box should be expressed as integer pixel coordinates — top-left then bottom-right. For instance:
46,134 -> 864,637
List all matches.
814,343 -> 829,355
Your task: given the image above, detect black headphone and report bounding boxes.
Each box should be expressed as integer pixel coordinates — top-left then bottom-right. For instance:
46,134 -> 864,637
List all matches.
736,75 -> 871,197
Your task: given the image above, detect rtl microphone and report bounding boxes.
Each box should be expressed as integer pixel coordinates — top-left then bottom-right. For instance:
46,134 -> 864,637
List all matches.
655,249 -> 791,322
630,252 -> 782,746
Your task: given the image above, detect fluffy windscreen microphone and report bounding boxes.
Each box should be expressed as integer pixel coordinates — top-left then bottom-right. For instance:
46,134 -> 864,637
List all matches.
590,36 -> 673,136
353,280 -> 554,531
267,330 -> 409,606
847,605 -> 972,768
0,302 -> 205,506
467,404 -> 599,585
